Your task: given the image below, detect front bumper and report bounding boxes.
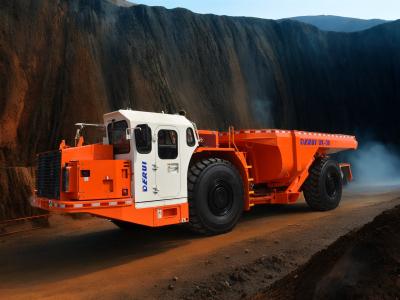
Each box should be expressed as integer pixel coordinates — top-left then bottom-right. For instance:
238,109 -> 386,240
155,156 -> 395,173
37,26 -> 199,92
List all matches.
31,196 -> 133,212
30,195 -> 189,227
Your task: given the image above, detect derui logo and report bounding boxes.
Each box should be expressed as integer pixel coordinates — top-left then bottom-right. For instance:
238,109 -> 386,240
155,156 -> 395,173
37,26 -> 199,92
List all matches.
300,139 -> 331,146
300,138 -> 317,145
142,161 -> 148,192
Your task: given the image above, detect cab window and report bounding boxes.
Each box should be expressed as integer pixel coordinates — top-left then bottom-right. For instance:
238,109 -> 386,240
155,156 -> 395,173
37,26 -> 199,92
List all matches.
186,127 -> 196,147
107,120 -> 130,154
158,130 -> 178,159
135,124 -> 152,154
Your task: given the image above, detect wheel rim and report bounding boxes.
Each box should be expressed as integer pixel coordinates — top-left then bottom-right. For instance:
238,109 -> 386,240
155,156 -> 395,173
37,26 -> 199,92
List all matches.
325,168 -> 340,198
207,179 -> 234,216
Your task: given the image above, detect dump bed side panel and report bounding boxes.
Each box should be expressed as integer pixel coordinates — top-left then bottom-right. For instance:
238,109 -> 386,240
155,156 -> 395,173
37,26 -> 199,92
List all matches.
219,130 -> 357,185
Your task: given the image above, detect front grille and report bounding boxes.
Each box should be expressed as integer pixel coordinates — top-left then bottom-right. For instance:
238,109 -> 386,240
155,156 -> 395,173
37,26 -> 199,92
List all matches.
36,150 -> 61,199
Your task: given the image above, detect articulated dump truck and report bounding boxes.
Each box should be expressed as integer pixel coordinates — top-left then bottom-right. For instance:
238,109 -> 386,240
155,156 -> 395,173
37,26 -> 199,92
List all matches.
32,110 -> 358,235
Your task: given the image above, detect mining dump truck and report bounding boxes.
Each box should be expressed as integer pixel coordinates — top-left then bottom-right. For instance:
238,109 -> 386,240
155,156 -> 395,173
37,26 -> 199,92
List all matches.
32,110 -> 357,235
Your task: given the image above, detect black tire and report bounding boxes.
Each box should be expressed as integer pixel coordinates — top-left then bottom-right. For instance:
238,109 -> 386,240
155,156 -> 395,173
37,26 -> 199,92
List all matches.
303,158 -> 343,211
187,158 -> 244,235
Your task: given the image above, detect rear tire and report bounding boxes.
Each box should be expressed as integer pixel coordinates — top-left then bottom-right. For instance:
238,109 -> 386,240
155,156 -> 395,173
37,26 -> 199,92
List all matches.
187,158 -> 244,235
303,158 -> 342,211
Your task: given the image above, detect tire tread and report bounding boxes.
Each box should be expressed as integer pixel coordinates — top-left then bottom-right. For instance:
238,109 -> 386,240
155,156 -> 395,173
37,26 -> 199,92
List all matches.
187,158 -> 239,235
303,157 -> 341,211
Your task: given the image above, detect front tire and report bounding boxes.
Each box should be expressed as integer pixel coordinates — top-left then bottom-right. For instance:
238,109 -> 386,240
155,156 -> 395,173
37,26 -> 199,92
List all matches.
303,158 -> 343,211
187,158 -> 244,235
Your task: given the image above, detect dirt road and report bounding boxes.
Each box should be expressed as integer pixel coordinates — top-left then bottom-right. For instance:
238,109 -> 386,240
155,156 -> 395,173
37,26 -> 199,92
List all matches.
1,187 -> 400,299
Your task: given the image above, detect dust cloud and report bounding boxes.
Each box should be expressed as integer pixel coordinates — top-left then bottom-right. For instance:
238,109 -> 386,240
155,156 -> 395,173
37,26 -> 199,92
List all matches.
348,141 -> 400,187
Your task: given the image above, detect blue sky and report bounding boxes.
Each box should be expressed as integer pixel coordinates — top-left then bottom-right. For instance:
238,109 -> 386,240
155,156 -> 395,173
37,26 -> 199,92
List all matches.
133,0 -> 399,20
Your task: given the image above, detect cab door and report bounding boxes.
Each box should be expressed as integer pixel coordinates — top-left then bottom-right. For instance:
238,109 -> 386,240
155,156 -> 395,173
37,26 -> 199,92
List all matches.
132,124 -> 157,203
154,126 -> 180,199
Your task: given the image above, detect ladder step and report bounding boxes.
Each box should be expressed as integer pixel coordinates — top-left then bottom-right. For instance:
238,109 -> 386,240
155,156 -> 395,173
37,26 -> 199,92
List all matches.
245,165 -> 252,169
249,190 -> 255,195
248,178 -> 254,182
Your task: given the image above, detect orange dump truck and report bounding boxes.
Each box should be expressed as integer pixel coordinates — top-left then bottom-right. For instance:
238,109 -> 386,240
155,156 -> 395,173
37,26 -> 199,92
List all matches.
32,110 -> 358,235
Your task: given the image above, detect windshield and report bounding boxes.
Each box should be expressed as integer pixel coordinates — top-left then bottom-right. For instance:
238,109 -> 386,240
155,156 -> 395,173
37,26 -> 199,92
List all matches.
107,120 -> 130,154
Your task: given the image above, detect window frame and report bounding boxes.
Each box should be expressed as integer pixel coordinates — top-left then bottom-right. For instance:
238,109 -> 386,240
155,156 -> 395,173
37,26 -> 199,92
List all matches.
107,120 -> 131,155
134,124 -> 152,154
186,127 -> 196,147
157,129 -> 178,160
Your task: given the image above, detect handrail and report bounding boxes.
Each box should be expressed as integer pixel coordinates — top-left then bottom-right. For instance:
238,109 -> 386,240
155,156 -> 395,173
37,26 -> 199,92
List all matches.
228,126 -> 239,152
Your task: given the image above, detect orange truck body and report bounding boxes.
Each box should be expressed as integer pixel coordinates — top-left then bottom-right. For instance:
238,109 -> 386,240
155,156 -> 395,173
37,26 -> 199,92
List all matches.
32,126 -> 357,228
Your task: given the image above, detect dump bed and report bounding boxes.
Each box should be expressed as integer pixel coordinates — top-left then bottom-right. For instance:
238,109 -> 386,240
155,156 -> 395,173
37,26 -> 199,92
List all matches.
218,129 -> 357,185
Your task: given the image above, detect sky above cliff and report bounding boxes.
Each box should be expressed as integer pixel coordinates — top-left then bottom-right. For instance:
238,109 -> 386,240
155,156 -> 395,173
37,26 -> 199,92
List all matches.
135,0 -> 398,20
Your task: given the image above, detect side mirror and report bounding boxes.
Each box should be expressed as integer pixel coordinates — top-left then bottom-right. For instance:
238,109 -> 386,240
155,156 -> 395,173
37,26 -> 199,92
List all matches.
125,128 -> 132,140
134,127 -> 142,138
126,127 -> 143,140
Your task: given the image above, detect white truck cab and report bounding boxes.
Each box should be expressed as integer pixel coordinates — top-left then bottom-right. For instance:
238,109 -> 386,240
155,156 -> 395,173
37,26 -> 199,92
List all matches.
103,110 -> 198,208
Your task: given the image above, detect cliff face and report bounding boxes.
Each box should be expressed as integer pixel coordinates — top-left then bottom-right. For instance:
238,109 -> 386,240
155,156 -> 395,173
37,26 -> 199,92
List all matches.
1,0 -> 399,219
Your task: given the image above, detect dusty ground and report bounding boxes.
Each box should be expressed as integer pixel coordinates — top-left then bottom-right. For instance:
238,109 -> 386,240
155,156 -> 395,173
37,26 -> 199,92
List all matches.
252,203 -> 400,300
0,186 -> 400,299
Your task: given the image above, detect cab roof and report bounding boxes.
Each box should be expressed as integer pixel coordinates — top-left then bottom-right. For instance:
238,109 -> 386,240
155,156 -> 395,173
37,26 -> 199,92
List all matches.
103,110 -> 193,128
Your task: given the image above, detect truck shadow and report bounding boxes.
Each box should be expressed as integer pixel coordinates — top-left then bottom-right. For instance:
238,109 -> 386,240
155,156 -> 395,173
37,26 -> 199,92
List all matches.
0,202 -> 313,286
241,201 -> 313,222
0,225 -> 192,286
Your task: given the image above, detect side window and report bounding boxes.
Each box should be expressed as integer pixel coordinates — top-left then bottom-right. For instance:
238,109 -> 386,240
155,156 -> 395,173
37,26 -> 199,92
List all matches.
158,130 -> 178,159
107,120 -> 130,154
186,127 -> 196,147
135,124 -> 152,154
